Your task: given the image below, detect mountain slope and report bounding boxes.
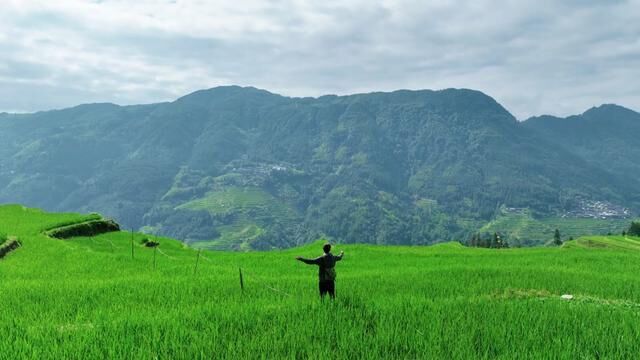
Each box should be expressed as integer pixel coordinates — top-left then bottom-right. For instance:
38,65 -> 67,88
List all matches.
524,104 -> 640,179
0,87 -> 638,249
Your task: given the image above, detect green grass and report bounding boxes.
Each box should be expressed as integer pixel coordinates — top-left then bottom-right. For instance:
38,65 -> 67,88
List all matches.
0,204 -> 102,235
1,204 -> 640,358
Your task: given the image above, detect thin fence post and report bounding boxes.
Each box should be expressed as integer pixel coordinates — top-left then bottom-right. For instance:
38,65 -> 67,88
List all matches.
194,249 -> 201,275
239,267 -> 244,292
131,229 -> 134,259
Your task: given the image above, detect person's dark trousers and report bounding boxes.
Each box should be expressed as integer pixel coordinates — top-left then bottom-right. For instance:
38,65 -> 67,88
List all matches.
319,280 -> 335,299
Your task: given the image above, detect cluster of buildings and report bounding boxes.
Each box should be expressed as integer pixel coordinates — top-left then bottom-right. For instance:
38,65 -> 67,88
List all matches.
561,200 -> 631,219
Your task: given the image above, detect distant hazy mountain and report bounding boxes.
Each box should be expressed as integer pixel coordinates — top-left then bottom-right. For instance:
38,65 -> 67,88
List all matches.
1,86 -> 638,249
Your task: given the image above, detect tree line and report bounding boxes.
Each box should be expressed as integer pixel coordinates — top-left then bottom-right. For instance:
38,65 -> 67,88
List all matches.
466,232 -> 509,248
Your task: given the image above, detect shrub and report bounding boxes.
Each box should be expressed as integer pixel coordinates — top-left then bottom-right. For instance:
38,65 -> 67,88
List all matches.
627,221 -> 640,237
46,219 -> 120,239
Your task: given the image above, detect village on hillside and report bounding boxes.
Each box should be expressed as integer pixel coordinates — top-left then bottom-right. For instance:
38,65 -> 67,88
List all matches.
561,199 -> 631,219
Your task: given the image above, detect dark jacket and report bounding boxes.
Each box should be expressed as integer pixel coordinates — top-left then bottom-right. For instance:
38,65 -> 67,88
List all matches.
299,252 -> 343,281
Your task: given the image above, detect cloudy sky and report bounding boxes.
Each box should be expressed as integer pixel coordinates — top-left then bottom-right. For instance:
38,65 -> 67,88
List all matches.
1,0 -> 639,119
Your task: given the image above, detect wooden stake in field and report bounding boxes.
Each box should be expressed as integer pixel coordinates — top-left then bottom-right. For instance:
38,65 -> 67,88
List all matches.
194,249 -> 201,275
239,267 -> 244,292
153,246 -> 157,270
107,239 -> 115,254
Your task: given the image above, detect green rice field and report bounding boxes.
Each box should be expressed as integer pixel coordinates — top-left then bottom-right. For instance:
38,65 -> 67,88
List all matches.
1,204 -> 639,358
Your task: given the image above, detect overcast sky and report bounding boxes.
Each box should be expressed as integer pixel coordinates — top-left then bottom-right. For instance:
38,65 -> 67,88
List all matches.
1,0 -> 639,119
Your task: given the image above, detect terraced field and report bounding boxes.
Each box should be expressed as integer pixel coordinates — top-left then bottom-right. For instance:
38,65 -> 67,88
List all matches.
564,235 -> 640,251
176,187 -> 299,249
1,204 -> 640,358
480,209 -> 630,246
190,223 -> 265,250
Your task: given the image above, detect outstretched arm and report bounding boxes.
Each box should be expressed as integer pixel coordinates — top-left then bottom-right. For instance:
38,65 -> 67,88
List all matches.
296,256 -> 321,265
336,250 -> 344,261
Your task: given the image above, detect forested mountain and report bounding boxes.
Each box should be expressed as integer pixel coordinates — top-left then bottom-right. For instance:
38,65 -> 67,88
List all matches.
1,86 -> 638,249
524,104 -> 640,181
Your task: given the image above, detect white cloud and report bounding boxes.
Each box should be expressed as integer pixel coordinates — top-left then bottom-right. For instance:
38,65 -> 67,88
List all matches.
0,0 -> 639,118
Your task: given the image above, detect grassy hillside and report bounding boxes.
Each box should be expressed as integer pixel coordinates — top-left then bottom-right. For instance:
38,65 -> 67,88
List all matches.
1,204 -> 640,358
479,208 -> 630,246
564,235 -> 640,251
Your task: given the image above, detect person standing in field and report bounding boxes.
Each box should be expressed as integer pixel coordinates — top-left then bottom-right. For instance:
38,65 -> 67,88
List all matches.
296,243 -> 344,299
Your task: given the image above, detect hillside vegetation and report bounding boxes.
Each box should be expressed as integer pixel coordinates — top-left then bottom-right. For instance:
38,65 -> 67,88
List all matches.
1,205 -> 640,358
479,207 -> 630,246
525,104 -> 640,179
1,87 -> 639,249
564,235 -> 640,251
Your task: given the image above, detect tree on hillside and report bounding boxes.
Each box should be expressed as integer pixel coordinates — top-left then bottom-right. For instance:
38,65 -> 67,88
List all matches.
467,233 -> 478,247
628,222 -> 640,237
553,229 -> 562,246
492,232 -> 508,249
495,232 -> 509,249
479,232 -> 493,248
511,237 -> 522,248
